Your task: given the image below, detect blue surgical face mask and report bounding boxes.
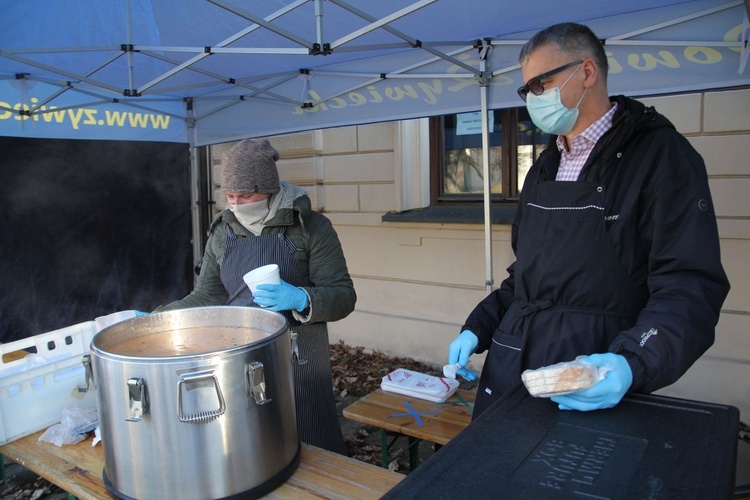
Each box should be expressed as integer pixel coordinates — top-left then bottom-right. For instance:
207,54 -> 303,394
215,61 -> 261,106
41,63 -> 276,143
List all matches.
526,64 -> 586,136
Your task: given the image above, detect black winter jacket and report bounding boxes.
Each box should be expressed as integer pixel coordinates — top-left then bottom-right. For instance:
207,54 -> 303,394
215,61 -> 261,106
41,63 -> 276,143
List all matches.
462,95 -> 729,394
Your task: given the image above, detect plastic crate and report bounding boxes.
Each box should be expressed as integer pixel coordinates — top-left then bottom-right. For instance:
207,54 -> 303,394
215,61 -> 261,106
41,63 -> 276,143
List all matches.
0,321 -> 98,445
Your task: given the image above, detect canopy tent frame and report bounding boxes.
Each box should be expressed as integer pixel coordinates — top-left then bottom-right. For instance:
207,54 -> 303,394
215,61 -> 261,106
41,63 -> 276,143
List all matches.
3,1 -> 746,134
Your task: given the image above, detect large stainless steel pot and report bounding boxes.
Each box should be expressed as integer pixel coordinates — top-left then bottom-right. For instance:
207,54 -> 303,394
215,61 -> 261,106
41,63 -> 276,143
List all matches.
86,306 -> 299,500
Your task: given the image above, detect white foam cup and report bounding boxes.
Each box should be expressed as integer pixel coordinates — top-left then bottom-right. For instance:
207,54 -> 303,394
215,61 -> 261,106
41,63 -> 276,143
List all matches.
243,264 -> 281,296
443,363 -> 461,379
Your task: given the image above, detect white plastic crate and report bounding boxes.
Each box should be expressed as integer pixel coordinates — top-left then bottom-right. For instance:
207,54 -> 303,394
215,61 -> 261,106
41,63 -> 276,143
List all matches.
0,320 -> 98,445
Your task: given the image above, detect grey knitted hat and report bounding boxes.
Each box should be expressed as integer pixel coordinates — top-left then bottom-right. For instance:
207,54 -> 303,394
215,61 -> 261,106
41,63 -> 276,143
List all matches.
220,139 -> 280,194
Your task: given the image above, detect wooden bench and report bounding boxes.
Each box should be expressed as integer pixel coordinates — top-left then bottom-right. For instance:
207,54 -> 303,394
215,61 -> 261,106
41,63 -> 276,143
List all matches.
343,388 -> 475,470
0,429 -> 404,499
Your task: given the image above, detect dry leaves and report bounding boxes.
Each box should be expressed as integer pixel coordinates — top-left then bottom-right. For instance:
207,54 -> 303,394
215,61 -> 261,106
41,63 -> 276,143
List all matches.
0,467 -> 66,500
330,340 -> 442,398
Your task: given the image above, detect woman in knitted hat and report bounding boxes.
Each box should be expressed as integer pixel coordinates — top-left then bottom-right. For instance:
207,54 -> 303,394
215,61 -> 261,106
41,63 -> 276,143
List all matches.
156,138 -> 356,455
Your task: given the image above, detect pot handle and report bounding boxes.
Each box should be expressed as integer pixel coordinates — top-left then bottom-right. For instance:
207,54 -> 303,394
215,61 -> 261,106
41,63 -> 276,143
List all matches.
76,354 -> 94,394
246,362 -> 272,405
177,371 -> 226,424
290,330 -> 308,365
126,377 -> 148,422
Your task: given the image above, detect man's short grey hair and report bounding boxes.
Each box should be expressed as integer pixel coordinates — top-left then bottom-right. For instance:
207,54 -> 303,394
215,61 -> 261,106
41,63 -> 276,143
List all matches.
519,23 -> 608,78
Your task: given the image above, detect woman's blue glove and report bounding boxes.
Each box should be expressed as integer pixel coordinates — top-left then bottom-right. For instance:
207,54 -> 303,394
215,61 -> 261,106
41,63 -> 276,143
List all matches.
550,353 -> 633,411
134,310 -> 149,317
253,279 -> 308,312
448,330 -> 479,381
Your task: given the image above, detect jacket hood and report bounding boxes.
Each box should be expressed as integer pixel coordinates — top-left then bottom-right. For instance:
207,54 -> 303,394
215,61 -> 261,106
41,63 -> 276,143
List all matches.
267,181 -> 311,226
610,95 -> 675,142
274,181 -> 309,211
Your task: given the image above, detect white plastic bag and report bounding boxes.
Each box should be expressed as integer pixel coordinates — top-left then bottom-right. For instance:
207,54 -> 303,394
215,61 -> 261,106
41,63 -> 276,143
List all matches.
92,425 -> 101,447
38,404 -> 98,447
521,357 -> 609,398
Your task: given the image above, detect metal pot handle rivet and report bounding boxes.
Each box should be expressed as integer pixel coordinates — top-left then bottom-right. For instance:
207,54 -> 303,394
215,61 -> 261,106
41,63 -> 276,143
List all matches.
246,362 -> 272,405
176,371 -> 226,424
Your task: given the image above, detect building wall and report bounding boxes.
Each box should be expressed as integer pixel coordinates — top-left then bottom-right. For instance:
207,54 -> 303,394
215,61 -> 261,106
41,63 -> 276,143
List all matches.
210,87 -> 750,419
638,89 -> 750,418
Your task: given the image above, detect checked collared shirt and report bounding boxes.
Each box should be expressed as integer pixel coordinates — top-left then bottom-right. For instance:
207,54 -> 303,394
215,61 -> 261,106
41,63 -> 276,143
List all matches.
556,103 -> 618,181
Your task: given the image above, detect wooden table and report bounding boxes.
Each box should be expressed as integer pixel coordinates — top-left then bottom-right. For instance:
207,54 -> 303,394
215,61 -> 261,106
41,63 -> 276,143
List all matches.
0,430 -> 404,499
343,388 -> 475,470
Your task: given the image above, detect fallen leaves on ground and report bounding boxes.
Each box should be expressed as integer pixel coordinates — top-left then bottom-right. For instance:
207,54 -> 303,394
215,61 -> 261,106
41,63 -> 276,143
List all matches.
0,467 -> 66,500
330,340 -> 443,398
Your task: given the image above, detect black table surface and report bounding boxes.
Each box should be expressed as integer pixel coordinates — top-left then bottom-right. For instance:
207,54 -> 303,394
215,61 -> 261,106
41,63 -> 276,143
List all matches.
384,385 -> 739,499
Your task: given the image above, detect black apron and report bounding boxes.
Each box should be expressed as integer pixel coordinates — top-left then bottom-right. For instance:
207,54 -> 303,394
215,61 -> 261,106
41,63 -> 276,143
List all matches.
221,226 -> 347,454
474,180 -> 647,417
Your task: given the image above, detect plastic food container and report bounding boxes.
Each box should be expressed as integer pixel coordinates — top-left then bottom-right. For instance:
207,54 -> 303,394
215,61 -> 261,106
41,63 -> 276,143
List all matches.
0,321 -> 98,445
381,368 -> 459,403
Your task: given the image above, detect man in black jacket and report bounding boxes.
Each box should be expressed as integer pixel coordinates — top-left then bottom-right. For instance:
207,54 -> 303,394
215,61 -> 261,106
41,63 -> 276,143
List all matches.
448,22 -> 730,418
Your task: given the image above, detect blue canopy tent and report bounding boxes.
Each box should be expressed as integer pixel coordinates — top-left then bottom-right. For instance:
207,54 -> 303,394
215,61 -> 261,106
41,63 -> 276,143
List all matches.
1,0 -> 748,145
1,0 -> 748,306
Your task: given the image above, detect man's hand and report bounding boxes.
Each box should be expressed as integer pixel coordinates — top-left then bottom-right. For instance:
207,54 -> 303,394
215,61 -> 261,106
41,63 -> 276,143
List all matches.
551,353 -> 633,411
448,330 -> 479,381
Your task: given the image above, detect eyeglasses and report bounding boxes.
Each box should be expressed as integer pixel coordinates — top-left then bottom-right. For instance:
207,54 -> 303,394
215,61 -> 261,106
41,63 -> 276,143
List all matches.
517,60 -> 583,101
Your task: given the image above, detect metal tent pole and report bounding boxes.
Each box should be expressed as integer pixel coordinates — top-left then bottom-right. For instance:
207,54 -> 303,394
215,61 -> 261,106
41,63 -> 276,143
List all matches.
479,45 -> 493,294
186,101 -> 204,283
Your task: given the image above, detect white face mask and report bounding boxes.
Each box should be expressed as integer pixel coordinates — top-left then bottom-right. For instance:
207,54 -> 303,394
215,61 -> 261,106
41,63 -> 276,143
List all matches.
229,198 -> 269,228
526,64 -> 586,136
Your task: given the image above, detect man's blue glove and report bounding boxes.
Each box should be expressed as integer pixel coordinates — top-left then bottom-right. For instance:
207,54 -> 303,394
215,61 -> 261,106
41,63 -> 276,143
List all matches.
448,330 -> 479,381
134,310 -> 149,317
253,279 -> 308,312
455,367 -> 479,381
550,353 -> 633,411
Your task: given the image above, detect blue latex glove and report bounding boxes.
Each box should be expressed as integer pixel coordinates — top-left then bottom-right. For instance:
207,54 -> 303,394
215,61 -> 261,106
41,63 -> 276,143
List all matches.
550,353 -> 633,412
253,279 -> 308,312
448,330 -> 479,381
134,310 -> 149,317
455,367 -> 479,382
